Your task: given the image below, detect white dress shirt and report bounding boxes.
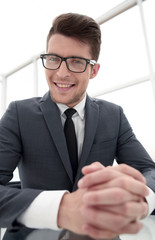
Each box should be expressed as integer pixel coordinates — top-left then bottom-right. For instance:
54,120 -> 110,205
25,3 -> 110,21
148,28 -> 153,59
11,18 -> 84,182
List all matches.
18,96 -> 155,230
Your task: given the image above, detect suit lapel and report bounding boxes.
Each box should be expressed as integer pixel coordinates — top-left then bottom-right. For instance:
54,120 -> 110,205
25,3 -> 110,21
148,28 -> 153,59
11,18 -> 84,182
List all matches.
39,92 -> 73,183
73,96 -> 99,189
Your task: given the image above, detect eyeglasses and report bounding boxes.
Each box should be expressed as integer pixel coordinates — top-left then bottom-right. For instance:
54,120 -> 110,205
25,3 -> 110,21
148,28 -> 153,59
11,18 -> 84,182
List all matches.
40,54 -> 97,73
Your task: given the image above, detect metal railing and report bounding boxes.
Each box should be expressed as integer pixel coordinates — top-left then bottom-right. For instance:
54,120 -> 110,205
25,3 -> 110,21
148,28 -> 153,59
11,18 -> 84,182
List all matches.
0,0 -> 154,117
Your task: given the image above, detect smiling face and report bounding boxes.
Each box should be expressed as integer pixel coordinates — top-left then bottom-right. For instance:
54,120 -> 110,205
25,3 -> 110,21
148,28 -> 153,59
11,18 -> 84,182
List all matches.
45,34 -> 100,108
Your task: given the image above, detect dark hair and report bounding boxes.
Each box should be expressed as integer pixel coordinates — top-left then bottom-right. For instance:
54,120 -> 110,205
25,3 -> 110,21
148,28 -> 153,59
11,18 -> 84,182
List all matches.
46,13 -> 101,61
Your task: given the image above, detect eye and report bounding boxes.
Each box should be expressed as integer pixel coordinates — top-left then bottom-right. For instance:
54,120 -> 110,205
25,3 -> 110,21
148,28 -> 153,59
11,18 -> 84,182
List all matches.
45,55 -> 60,63
71,58 -> 85,66
48,56 -> 60,62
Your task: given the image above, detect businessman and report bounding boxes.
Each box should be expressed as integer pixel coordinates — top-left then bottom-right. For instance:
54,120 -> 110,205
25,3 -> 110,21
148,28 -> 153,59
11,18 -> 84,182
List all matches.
0,13 -> 155,239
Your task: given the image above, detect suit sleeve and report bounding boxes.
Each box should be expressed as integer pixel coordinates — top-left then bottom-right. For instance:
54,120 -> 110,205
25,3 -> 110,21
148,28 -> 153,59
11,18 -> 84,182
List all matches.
0,102 -> 42,228
116,107 -> 155,193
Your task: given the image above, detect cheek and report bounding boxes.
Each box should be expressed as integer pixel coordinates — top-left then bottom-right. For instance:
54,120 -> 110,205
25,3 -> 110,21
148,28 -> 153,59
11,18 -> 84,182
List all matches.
45,69 -> 50,77
45,70 -> 53,82
79,78 -> 90,89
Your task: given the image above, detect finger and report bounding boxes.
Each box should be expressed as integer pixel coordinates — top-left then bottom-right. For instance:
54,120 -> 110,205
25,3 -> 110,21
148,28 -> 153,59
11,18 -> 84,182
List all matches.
78,167 -> 124,188
119,220 -> 143,234
114,164 -> 146,183
82,188 -> 140,205
82,224 -> 118,239
81,205 -> 131,231
79,164 -> 146,189
89,176 -> 149,197
98,201 -> 149,219
83,220 -> 143,239
82,162 -> 104,175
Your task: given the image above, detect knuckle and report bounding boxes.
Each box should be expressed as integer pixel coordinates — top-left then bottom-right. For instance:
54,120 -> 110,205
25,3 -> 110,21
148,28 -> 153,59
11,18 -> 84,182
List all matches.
106,166 -> 113,170
132,223 -> 142,234
112,216 -> 124,229
114,188 -> 124,203
82,206 -> 98,222
119,177 -> 131,190
91,192 -> 100,203
117,177 -> 126,188
119,163 -> 127,172
93,161 -> 103,168
88,208 -> 98,221
84,174 -> 93,185
122,203 -> 131,215
104,167 -> 114,179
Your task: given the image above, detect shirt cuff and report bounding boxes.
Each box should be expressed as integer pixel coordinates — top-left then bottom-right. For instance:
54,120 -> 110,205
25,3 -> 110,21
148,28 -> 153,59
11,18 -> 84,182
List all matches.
145,187 -> 155,215
18,190 -> 68,230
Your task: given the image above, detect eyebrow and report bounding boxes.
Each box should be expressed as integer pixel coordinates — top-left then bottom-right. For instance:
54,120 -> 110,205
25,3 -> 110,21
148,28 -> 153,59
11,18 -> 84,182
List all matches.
46,53 -> 87,59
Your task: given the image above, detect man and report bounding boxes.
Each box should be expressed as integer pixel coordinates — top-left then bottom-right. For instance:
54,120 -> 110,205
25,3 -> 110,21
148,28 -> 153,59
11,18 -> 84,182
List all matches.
0,13 -> 155,239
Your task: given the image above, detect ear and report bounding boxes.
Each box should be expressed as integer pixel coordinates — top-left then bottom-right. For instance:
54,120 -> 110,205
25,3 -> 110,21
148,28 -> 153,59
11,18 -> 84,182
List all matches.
90,63 -> 100,79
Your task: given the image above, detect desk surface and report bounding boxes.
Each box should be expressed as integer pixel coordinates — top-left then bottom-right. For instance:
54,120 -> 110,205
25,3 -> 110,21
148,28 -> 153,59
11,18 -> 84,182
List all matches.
1,216 -> 155,240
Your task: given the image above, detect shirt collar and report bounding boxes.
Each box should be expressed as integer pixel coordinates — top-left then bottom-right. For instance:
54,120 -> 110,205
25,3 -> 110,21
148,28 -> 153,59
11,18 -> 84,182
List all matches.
56,95 -> 86,120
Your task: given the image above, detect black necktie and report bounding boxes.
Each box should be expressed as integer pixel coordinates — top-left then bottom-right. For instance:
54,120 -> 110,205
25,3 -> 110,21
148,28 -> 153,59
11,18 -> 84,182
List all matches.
64,108 -> 78,179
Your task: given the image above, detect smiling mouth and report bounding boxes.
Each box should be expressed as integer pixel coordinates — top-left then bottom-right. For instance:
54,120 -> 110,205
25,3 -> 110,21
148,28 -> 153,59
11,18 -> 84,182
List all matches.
54,83 -> 75,88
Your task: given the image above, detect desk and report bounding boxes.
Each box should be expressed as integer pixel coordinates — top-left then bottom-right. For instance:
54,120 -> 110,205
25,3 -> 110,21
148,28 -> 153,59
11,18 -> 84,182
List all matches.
1,216 -> 155,240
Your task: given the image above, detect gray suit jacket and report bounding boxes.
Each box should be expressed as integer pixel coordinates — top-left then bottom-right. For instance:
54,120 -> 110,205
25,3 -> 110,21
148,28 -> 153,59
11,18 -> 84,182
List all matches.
0,91 -> 155,228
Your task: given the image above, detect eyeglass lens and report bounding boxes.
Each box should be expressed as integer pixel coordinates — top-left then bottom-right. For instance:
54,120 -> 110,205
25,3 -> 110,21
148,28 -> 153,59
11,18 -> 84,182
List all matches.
43,55 -> 87,72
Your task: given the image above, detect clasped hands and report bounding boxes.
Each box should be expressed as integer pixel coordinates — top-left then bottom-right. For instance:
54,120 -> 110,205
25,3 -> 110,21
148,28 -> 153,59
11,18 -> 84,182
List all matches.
58,163 -> 149,239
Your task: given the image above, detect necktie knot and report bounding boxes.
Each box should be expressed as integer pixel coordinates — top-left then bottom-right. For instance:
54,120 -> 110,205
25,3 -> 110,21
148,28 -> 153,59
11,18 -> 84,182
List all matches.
65,108 -> 76,118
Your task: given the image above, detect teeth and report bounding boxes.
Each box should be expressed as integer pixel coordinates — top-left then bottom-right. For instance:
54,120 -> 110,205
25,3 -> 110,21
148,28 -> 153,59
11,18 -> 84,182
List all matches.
56,83 -> 72,88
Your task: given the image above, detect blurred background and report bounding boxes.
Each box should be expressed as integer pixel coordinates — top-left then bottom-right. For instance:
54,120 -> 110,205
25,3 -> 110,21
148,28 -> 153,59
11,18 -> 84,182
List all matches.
0,0 -> 155,165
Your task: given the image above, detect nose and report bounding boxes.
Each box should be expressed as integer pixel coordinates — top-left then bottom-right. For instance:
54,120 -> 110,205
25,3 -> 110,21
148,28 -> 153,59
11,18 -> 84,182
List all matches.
56,60 -> 70,78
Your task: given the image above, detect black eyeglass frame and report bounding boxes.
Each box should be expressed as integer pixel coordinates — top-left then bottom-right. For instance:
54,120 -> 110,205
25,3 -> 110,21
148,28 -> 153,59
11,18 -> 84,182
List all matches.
40,54 -> 97,73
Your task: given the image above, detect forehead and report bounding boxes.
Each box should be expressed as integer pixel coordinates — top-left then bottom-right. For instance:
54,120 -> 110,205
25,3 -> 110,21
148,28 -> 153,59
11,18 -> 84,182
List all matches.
47,34 -> 91,58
